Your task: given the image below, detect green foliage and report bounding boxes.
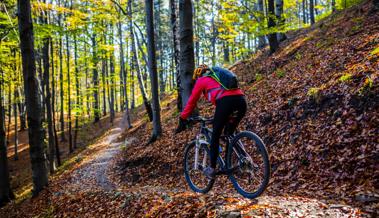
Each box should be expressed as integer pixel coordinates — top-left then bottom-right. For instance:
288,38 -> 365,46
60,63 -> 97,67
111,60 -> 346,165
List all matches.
339,73 -> 352,82
370,47 -> 379,56
307,87 -> 320,97
295,52 -> 302,60
275,69 -> 286,78
358,77 -> 374,95
255,73 -> 263,82
336,0 -> 364,10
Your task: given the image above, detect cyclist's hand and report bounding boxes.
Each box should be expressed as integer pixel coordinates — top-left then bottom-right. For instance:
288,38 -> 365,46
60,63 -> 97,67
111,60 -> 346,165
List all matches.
175,117 -> 188,134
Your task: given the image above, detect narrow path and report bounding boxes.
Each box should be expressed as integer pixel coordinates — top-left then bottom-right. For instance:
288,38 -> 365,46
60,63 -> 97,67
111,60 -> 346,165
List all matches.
57,118 -> 130,193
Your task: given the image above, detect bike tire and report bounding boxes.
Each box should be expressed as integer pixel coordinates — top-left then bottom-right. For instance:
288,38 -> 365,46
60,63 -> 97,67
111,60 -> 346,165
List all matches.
226,131 -> 270,199
183,141 -> 215,193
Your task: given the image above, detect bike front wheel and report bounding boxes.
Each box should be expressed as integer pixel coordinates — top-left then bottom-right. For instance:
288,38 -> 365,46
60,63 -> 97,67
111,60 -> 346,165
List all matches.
226,131 -> 270,199
183,141 -> 215,193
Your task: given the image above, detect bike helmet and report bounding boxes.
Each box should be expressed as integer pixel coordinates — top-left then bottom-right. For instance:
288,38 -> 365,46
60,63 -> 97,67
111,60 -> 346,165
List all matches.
192,64 -> 209,81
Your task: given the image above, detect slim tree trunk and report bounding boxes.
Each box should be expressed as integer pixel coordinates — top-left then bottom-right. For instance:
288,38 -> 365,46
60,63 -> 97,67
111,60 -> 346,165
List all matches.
302,0 -> 307,24
84,43 -> 90,117
92,33 -> 100,123
128,0 -> 136,110
117,21 -> 126,110
18,0 -> 49,195
0,67 -> 14,206
145,0 -> 162,142
50,38 -> 61,166
6,86 -> 11,145
309,0 -> 315,24
171,0 -> 182,111
275,0 -> 287,41
267,0 -> 279,54
223,41 -> 230,63
43,35 -> 56,173
257,0 -> 266,49
101,31 -> 107,117
134,30 -> 153,121
13,94 -> 18,161
73,35 -> 80,148
66,33 -> 73,153
58,9 -> 65,142
109,27 -> 115,123
179,0 -> 195,110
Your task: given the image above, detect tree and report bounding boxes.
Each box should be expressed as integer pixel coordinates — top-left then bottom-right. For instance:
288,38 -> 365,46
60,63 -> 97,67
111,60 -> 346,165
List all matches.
145,0 -> 162,142
92,33 -> 100,123
179,0 -> 195,110
256,0 -> 266,49
275,0 -> 287,41
0,63 -> 14,206
267,0 -> 279,54
42,11 -> 56,172
134,30 -> 153,122
309,0 -> 315,25
17,0 -> 49,195
373,0 -> 379,11
169,0 -> 181,111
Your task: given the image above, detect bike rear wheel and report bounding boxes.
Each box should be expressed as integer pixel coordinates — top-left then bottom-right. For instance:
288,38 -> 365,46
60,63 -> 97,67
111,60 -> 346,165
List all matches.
226,131 -> 270,199
184,141 -> 215,193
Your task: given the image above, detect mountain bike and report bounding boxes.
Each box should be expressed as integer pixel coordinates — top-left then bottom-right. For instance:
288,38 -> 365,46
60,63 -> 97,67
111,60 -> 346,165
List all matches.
183,116 -> 270,199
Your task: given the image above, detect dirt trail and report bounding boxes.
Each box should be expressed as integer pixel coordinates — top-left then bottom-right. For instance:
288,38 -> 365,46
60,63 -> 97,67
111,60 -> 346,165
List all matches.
57,117 -> 132,193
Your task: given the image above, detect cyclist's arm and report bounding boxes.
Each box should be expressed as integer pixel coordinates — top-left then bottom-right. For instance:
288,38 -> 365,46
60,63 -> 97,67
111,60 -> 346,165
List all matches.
180,79 -> 204,120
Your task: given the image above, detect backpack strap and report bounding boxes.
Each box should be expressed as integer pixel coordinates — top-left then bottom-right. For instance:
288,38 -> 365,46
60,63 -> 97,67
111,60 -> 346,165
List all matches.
206,87 -> 225,101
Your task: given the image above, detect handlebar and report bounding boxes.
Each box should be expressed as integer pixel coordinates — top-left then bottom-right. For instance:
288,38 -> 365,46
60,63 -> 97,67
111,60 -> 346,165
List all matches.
188,116 -> 213,124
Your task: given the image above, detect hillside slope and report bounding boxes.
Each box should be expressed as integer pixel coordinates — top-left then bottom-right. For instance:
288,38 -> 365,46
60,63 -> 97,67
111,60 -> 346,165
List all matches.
113,1 -> 378,216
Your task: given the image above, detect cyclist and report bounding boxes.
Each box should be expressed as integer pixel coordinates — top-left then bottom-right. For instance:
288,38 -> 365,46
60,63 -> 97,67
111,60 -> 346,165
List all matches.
175,64 -> 247,179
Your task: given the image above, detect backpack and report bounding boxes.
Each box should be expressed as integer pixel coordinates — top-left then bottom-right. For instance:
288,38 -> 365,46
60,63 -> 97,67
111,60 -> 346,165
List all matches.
203,66 -> 239,90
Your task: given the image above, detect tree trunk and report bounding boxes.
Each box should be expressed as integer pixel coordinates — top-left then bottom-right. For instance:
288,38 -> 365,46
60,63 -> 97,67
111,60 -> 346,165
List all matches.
309,0 -> 315,25
145,0 -> 162,142
117,21 -> 126,111
18,100 -> 26,130
134,30 -> 153,122
84,43 -> 90,117
257,0 -> 266,49
6,86 -> 11,145
128,0 -> 135,110
101,31 -> 107,117
73,35 -> 80,148
17,0 -> 49,195
179,0 -> 195,110
0,68 -> 14,206
66,33 -> 73,153
223,41 -> 230,63
275,0 -> 287,41
109,27 -> 115,123
374,0 -> 379,10
302,0 -> 307,23
92,33 -> 100,123
58,13 -> 65,142
170,0 -> 182,111
50,38 -> 61,166
267,0 -> 279,54
13,94 -> 18,161
43,35 -> 56,173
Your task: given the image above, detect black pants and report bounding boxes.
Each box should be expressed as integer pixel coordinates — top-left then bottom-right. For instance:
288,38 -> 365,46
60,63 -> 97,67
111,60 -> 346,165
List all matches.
210,95 -> 247,168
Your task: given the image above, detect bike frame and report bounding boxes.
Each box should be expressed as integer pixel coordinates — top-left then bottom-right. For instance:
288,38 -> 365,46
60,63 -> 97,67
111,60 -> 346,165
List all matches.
193,120 -> 252,175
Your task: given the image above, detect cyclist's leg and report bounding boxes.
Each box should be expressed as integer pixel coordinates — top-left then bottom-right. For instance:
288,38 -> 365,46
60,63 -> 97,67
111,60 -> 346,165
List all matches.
224,96 -> 247,158
224,96 -> 247,135
210,98 -> 233,169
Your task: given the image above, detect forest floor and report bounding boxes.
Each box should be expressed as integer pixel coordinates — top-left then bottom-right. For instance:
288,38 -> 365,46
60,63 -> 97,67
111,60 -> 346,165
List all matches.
5,112 -> 123,202
0,101 -> 365,218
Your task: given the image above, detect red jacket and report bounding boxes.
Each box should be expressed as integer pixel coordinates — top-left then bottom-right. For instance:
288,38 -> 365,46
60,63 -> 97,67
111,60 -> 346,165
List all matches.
180,76 -> 244,119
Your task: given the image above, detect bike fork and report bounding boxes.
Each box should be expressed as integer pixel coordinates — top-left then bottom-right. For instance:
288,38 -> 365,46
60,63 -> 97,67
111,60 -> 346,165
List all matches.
194,136 -> 200,170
